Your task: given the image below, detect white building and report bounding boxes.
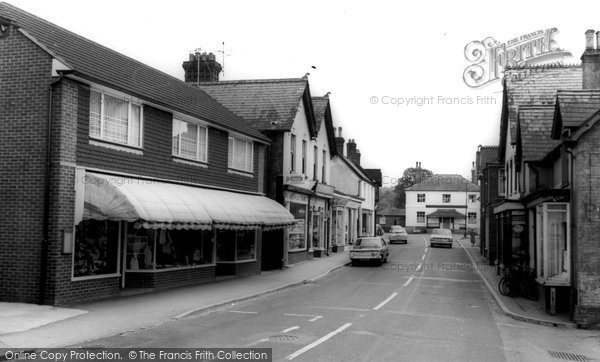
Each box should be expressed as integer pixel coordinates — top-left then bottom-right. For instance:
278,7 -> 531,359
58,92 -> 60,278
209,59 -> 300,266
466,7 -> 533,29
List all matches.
405,174 -> 480,233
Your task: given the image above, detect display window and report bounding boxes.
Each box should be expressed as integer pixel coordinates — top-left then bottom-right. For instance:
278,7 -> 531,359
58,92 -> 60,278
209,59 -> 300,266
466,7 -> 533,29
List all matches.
216,229 -> 256,262
536,203 -> 570,284
288,202 -> 307,251
73,220 -> 120,277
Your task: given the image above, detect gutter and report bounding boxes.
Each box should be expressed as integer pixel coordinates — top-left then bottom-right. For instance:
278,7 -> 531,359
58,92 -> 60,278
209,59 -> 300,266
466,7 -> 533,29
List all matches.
40,70 -> 72,305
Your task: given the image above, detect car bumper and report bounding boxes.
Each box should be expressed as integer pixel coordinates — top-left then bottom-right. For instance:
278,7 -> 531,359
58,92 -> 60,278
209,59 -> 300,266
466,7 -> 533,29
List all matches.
389,237 -> 408,243
349,251 -> 385,260
430,241 -> 453,247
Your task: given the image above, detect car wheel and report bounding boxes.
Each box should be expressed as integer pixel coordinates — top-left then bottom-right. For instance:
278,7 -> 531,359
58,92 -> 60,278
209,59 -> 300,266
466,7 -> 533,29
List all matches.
351,260 -> 358,266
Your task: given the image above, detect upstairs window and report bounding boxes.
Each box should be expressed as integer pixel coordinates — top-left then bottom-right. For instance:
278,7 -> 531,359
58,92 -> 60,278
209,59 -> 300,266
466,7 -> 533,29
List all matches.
443,194 -> 451,203
417,194 -> 425,203
172,119 -> 207,162
290,134 -> 296,173
228,136 -> 253,173
301,140 -> 307,174
313,146 -> 318,181
90,90 -> 142,147
498,168 -> 506,196
468,194 -> 476,203
322,149 -> 327,183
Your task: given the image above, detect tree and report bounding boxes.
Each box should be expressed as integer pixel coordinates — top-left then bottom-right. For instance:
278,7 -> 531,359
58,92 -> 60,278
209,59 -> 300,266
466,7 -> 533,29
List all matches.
393,167 -> 433,208
377,187 -> 396,211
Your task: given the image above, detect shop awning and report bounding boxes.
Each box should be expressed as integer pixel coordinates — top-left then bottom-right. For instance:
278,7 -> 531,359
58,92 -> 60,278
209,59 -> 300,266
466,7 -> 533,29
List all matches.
83,173 -> 295,230
426,209 -> 465,219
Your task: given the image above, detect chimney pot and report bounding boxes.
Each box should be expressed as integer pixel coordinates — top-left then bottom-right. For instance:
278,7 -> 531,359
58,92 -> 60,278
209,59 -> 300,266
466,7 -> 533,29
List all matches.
586,29 -> 596,50
338,127 -> 342,137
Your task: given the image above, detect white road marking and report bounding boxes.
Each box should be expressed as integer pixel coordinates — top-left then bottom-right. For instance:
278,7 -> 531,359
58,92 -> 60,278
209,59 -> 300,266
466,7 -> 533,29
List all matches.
286,322 -> 353,360
425,247 -> 429,253
247,338 -> 270,346
282,326 -> 300,333
284,313 -> 323,322
416,263 -> 423,272
409,276 -> 479,283
402,276 -> 414,287
373,292 -> 399,310
229,310 -> 258,314
421,254 -> 426,261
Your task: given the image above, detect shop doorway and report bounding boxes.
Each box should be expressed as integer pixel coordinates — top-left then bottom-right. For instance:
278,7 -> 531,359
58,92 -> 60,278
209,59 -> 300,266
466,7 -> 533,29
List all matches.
441,217 -> 453,229
261,229 -> 284,271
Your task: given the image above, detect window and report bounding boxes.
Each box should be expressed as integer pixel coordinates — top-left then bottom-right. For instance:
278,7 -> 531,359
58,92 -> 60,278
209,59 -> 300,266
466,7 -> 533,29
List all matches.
228,136 -> 253,173
290,134 -> 296,172
536,203 -> 570,283
468,194 -> 476,203
498,168 -> 506,195
443,194 -> 451,203
288,203 -> 307,251
74,220 -> 119,277
90,90 -> 142,147
417,194 -> 426,203
301,140 -> 307,174
468,212 -> 477,225
322,150 -> 327,183
313,146 -> 319,181
216,230 -> 256,261
172,119 -> 207,162
417,211 -> 425,223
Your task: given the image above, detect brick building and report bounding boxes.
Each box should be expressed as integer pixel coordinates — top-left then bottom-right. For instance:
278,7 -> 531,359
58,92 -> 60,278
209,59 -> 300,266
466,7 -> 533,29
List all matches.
474,145 -> 501,264
480,30 -> 600,327
0,3 -> 295,305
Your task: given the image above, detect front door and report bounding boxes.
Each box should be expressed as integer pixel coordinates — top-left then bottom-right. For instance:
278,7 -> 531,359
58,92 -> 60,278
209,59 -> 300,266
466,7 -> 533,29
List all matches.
441,217 -> 452,229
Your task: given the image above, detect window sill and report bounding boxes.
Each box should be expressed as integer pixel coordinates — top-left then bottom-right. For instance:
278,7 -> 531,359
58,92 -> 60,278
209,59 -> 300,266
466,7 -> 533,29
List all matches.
227,169 -> 254,178
173,156 -> 208,168
126,264 -> 215,272
89,139 -> 143,155
71,273 -> 121,282
216,259 -> 257,264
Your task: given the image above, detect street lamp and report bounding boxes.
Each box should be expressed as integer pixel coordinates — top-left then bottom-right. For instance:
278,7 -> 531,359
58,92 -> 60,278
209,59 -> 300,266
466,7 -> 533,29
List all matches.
464,181 -> 468,238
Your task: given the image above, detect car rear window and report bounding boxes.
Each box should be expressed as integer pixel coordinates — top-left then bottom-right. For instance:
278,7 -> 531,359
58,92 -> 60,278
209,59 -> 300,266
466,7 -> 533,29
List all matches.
390,226 -> 405,233
431,229 -> 452,236
356,238 -> 383,247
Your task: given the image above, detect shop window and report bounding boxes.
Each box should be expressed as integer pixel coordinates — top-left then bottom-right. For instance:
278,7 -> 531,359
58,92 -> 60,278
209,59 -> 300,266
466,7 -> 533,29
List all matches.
288,202 -> 307,251
139,228 -> 214,269
89,90 -> 142,147
417,211 -> 425,223
442,194 -> 451,203
216,229 -> 256,261
417,194 -> 425,203
312,210 -> 322,249
536,203 -> 570,284
74,220 -> 119,277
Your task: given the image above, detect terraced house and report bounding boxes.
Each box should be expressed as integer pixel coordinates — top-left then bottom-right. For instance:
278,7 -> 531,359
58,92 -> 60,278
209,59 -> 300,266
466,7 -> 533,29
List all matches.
0,3 -> 296,305
483,30 -> 600,328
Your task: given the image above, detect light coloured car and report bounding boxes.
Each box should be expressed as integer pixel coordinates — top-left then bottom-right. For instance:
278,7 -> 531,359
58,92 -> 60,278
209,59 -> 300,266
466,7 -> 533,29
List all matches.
388,225 -> 408,244
349,237 -> 389,266
429,228 -> 453,248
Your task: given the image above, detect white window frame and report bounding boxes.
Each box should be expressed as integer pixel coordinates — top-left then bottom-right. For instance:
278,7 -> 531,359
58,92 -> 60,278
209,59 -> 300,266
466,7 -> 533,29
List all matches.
228,136 -> 254,173
468,194 -> 476,203
417,211 -> 425,224
535,202 -> 570,285
442,194 -> 451,203
290,134 -> 297,173
172,118 -> 208,163
468,212 -> 477,225
89,90 -> 143,148
417,193 -> 426,203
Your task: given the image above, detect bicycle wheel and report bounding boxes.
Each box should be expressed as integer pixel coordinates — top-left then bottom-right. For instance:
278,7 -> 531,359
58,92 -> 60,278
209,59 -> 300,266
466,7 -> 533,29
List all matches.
498,277 -> 511,296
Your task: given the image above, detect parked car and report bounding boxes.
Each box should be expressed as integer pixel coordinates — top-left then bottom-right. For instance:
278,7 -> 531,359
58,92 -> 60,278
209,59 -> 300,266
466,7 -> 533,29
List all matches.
349,236 -> 389,266
429,228 -> 453,248
388,225 -> 408,244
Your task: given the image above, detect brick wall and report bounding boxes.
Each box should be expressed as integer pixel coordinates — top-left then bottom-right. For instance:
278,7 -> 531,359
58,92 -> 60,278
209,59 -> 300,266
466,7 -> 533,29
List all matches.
572,123 -> 600,328
288,250 -> 308,265
264,132 -> 284,202
0,27 -> 52,303
125,267 -> 216,289
75,85 -> 261,193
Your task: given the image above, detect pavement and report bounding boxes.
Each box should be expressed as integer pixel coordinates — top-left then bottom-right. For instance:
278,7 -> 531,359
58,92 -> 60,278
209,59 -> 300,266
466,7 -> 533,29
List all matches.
456,237 -> 577,328
0,236 -> 580,350
0,251 -> 350,349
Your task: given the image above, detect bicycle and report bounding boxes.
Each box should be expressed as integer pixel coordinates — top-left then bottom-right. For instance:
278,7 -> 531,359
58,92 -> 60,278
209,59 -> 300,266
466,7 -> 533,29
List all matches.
498,265 -> 537,300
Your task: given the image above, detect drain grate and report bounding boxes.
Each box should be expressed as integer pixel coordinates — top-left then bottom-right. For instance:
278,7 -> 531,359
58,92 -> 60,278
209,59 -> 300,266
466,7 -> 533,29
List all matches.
268,334 -> 300,343
548,351 -> 591,361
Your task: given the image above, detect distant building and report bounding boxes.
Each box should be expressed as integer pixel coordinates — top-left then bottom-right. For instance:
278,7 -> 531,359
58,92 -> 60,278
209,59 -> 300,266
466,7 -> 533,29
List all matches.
405,174 -> 480,233
378,208 -> 406,229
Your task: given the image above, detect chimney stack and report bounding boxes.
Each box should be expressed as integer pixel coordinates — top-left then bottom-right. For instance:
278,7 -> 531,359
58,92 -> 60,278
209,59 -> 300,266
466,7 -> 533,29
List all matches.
471,161 -> 477,183
183,51 -> 222,84
355,149 -> 361,166
335,127 -> 345,156
581,30 -> 600,89
347,139 -> 357,163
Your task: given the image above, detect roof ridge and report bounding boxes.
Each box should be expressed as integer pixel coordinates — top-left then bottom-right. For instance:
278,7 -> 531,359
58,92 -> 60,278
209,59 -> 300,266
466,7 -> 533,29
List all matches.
199,78 -> 307,85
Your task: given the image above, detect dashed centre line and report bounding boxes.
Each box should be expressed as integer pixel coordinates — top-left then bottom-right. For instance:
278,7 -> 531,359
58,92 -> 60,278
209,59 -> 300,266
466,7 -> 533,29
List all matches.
281,326 -> 300,333
373,292 -> 398,311
284,313 -> 323,322
286,322 -> 353,360
229,310 -> 258,314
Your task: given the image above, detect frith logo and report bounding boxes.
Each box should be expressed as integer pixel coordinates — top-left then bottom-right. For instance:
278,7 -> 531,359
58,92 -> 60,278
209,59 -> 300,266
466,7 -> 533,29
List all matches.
463,28 -> 572,88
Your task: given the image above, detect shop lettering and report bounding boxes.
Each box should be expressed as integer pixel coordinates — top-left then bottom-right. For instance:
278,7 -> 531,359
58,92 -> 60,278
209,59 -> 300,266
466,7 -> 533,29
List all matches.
463,28 -> 571,88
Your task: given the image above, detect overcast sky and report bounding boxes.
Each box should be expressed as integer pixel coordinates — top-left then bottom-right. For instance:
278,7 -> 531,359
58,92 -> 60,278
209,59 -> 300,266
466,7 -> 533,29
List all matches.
10,0 -> 600,186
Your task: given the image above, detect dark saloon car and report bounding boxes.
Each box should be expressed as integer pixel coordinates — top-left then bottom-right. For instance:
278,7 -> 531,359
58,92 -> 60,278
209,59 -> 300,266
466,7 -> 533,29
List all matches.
349,237 -> 389,266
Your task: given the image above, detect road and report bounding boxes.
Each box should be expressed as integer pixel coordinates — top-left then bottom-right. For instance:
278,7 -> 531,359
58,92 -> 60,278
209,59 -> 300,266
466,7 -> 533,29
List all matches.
84,234 -> 600,361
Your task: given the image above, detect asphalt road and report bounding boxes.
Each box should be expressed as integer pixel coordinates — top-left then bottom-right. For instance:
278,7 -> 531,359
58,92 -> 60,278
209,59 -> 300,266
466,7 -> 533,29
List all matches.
86,234 -> 514,361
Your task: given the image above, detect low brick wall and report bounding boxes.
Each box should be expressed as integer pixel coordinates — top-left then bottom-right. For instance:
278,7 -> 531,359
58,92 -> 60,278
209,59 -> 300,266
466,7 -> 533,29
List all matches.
216,261 -> 260,277
288,250 -> 308,265
125,266 -> 216,289
574,306 -> 600,329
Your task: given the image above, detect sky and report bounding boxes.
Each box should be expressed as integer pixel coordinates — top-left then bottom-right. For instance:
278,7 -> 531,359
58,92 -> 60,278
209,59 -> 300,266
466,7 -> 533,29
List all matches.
9,0 -> 600,186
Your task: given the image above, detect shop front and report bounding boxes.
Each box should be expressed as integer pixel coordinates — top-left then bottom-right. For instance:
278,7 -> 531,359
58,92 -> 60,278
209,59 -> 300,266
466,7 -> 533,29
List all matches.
75,172 -> 295,290
285,190 -> 310,265
493,201 -> 527,274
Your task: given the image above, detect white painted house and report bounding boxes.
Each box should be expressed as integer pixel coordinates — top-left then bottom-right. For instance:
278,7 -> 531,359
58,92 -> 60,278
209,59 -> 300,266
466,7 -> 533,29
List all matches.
405,174 -> 480,233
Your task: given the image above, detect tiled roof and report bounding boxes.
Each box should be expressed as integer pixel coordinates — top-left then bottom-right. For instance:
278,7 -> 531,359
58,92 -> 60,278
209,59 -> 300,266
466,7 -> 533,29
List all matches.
312,96 -> 329,131
0,3 -> 269,142
477,146 -> 499,170
502,66 -> 582,144
364,169 -> 383,186
197,78 -> 310,132
517,106 -> 560,162
405,174 -> 479,192
427,209 -> 465,219
554,90 -> 600,130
